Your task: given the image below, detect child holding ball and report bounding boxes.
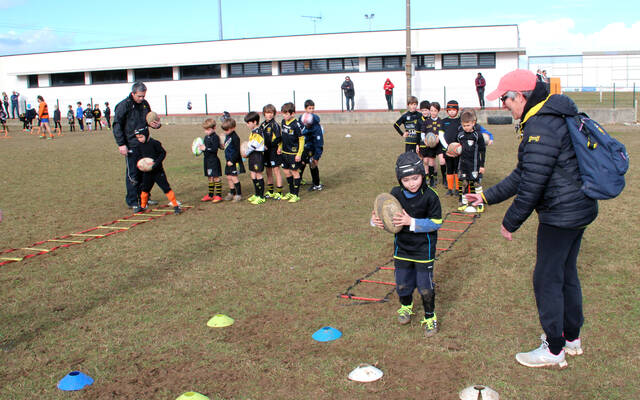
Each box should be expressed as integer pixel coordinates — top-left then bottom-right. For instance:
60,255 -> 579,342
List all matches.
371,151 -> 442,337
199,118 -> 223,203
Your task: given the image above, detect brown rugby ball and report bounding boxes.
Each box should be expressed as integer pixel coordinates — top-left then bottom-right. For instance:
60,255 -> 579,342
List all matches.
374,193 -> 403,234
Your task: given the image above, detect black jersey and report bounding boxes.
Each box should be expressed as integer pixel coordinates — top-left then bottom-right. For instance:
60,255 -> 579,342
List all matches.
223,130 -> 242,164
394,110 -> 422,145
441,116 -> 461,148
280,117 -> 304,156
203,133 -> 220,161
456,126 -> 486,175
133,137 -> 166,171
391,183 -> 442,263
260,118 -> 281,152
418,116 -> 442,148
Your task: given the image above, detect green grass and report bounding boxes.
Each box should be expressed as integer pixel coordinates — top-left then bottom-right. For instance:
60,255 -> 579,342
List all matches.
0,123 -> 638,399
565,91 -> 639,109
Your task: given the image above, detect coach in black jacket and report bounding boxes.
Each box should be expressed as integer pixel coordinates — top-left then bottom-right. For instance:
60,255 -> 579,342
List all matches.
467,69 -> 598,369
113,81 -> 160,208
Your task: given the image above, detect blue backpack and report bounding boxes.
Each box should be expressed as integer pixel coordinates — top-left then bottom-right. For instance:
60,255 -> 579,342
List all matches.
561,113 -> 629,200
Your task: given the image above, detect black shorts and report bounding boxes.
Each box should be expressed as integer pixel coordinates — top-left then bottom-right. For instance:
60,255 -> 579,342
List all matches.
301,148 -> 315,165
419,146 -> 440,158
405,143 -> 418,153
141,168 -> 171,193
225,160 -> 245,176
444,154 -> 458,174
204,157 -> 222,177
248,152 -> 264,173
264,151 -> 281,168
281,153 -> 301,170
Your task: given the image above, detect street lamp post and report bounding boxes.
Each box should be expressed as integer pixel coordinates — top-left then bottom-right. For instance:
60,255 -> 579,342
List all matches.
364,13 -> 375,31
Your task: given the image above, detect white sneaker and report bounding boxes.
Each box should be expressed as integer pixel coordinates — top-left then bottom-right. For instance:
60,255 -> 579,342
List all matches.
515,335 -> 568,368
542,334 -> 583,356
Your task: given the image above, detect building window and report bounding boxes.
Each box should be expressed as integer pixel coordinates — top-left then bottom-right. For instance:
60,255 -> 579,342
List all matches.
27,74 -> 39,88
366,56 -> 417,71
179,64 -> 221,80
416,55 -> 436,70
51,72 -> 85,86
280,58 -> 358,75
91,70 -> 127,84
228,62 -> 272,77
133,67 -> 173,81
442,53 -> 496,69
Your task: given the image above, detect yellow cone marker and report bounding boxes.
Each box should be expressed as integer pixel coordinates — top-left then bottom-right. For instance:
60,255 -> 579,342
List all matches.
176,392 -> 210,400
207,314 -> 234,328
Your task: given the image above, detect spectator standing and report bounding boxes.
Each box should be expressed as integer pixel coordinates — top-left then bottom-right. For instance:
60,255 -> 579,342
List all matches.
2,92 -> 8,116
10,91 -> 19,119
383,78 -> 394,111
76,102 -> 84,131
475,73 -> 486,109
104,102 -> 112,129
341,76 -> 355,111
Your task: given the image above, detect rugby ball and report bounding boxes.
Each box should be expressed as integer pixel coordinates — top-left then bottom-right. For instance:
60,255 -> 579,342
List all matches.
146,111 -> 160,125
374,193 -> 403,234
192,137 -> 204,156
426,132 -> 439,148
446,142 -> 462,157
301,112 -> 314,126
483,133 -> 491,145
137,157 -> 154,172
240,141 -> 249,158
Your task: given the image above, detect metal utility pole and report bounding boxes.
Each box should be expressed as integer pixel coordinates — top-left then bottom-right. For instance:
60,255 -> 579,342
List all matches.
405,0 -> 412,97
301,15 -> 322,34
218,0 -> 223,40
364,13 -> 375,31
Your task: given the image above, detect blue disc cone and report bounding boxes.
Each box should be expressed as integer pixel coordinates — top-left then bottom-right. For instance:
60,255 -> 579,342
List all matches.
57,371 -> 94,391
312,326 -> 342,342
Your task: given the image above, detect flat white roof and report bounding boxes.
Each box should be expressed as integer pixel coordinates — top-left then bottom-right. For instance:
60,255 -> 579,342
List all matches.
3,25 -> 524,76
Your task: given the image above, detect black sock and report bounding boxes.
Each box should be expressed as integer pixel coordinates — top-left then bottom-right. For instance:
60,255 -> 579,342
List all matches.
310,166 -> 320,186
252,178 -> 259,196
428,165 -> 435,177
564,329 -> 580,342
441,165 -> 447,184
299,164 -> 306,178
421,290 -> 435,317
208,182 -> 214,196
276,185 -> 283,194
286,176 -> 294,192
257,178 -> 264,197
293,178 -> 301,195
399,295 -> 413,306
234,182 -> 241,196
230,187 -> 236,195
267,183 -> 274,193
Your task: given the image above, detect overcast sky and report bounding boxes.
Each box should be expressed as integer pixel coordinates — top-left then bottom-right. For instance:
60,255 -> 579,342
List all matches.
0,0 -> 638,56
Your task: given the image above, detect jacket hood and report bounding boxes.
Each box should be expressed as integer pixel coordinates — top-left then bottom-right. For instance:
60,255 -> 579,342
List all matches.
538,93 -> 579,117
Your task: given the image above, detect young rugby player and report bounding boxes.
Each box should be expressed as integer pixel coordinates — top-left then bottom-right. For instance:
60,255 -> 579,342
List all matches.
244,111 -> 267,205
260,104 -> 283,200
393,96 -> 421,152
222,118 -> 245,202
199,118 -> 223,203
456,108 -> 486,212
279,102 -> 304,203
299,99 -> 325,191
371,151 -> 442,337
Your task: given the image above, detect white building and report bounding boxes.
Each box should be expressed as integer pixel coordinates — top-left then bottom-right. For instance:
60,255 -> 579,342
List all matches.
528,51 -> 640,91
1,25 -> 524,115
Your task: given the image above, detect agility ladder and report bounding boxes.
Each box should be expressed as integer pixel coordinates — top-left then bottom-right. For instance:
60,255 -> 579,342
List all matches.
0,205 -> 191,267
339,212 -> 478,304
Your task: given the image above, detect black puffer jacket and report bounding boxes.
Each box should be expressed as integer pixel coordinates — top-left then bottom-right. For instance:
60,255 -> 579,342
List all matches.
113,94 -> 151,148
484,88 -> 598,232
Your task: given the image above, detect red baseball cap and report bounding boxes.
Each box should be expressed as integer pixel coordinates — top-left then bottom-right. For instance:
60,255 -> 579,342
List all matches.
486,69 -> 537,101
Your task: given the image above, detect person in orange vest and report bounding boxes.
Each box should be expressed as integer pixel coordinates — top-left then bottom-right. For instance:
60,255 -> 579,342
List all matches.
37,96 -> 54,139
